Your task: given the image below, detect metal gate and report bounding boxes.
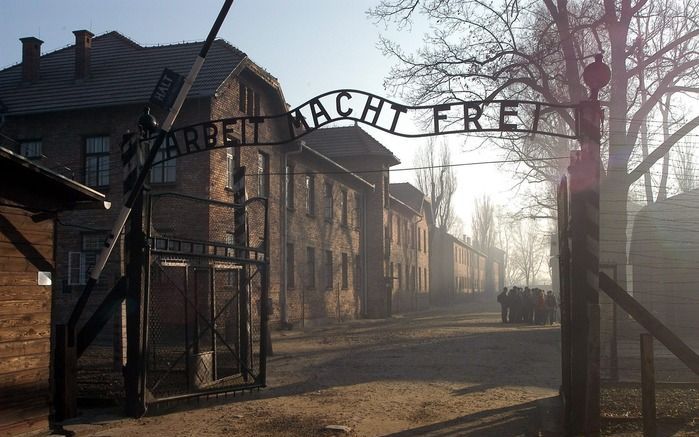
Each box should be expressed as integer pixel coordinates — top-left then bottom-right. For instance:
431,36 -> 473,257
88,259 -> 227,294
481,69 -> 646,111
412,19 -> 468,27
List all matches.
143,192 -> 268,405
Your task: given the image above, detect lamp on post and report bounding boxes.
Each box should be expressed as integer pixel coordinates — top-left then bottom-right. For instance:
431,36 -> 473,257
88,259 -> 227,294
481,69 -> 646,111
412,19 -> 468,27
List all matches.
583,54 -> 611,101
138,106 -> 159,140
579,54 -> 610,156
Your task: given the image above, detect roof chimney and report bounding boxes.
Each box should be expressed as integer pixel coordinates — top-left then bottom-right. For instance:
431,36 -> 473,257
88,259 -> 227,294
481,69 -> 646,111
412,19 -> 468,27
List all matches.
20,37 -> 43,82
73,30 -> 94,80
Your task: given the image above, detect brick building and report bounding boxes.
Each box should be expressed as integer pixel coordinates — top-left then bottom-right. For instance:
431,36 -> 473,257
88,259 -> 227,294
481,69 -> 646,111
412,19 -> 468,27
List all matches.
1,30 -> 505,332
486,246 -> 505,295
0,31 -> 348,344
0,31 -> 420,334
304,125 -> 403,318
388,182 -> 432,312
429,229 -> 487,304
282,143 -> 373,326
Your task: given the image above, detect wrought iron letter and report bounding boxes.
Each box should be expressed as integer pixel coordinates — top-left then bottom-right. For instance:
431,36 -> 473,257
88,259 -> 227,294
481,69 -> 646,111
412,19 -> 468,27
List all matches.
309,98 -> 332,127
433,104 -> 451,133
204,122 -> 218,149
336,91 -> 353,117
389,104 -> 407,132
464,102 -> 483,131
249,116 -> 265,144
360,95 -> 384,126
183,127 -> 200,153
287,109 -> 310,139
499,101 -> 519,131
222,119 -> 238,148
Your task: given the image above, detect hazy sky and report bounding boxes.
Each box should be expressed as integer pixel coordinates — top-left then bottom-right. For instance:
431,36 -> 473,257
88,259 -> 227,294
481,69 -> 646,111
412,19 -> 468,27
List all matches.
0,0 -> 529,234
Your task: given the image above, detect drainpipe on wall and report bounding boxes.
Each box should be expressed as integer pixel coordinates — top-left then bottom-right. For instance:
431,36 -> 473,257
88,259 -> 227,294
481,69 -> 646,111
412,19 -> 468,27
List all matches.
361,191 -> 369,317
281,141 -> 304,328
414,214 -> 423,310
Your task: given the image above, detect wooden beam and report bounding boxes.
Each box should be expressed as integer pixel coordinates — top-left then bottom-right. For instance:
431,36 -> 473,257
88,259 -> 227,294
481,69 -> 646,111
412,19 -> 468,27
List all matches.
640,333 -> 656,437
76,276 -> 127,358
599,272 -> 699,375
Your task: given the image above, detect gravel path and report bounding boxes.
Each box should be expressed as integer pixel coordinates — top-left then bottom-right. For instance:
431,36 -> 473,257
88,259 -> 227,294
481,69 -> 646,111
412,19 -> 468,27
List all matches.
63,298 -> 562,436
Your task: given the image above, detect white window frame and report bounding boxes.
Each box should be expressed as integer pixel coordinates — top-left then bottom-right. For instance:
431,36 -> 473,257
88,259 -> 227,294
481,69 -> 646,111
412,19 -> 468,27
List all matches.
68,251 -> 86,285
19,141 -> 42,159
226,148 -> 235,189
85,136 -> 110,188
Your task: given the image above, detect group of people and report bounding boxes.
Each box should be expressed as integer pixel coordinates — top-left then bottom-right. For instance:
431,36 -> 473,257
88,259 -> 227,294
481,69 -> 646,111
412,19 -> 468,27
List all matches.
497,286 -> 558,325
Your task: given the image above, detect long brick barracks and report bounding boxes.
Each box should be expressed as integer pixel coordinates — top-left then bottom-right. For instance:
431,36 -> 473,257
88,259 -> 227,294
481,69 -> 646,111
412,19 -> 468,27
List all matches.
0,31 -> 505,427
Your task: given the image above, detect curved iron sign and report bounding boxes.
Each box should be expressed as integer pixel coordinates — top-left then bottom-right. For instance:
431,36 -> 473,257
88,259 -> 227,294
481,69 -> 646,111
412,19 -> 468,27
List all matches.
151,89 -> 579,164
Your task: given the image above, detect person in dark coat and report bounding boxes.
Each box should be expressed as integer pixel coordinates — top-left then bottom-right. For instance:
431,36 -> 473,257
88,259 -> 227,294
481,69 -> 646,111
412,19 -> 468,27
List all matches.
497,287 -> 508,323
507,287 -> 519,323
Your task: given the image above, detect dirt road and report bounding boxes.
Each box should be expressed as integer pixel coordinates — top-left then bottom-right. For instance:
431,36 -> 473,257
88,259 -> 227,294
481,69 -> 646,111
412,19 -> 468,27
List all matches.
63,299 -> 562,436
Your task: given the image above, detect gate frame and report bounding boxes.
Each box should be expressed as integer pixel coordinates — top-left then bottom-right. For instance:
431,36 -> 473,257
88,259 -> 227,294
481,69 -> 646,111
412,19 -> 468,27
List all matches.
130,190 -> 270,410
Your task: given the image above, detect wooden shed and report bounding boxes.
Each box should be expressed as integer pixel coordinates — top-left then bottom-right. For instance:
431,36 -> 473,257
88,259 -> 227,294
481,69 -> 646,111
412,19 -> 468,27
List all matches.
0,146 -> 109,436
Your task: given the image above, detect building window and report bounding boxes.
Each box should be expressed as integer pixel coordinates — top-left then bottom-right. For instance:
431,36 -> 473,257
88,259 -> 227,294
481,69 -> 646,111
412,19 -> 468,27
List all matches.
257,151 -> 269,197
68,252 -> 85,286
397,263 -> 402,290
324,250 -> 333,289
418,227 -> 421,252
19,141 -> 42,160
411,266 -> 416,291
306,247 -> 316,289
418,267 -> 422,291
388,213 -> 393,241
226,148 -> 235,189
287,243 -> 295,289
340,190 -> 348,226
254,93 -> 261,116
286,165 -> 294,209
150,144 -> 176,184
341,252 -> 349,289
354,192 -> 361,228
324,182 -> 333,222
305,175 -> 315,215
224,234 -> 238,287
389,262 -> 394,289
355,254 -> 361,291
396,217 -> 401,245
85,136 -> 110,187
69,233 -> 105,285
239,83 -> 260,116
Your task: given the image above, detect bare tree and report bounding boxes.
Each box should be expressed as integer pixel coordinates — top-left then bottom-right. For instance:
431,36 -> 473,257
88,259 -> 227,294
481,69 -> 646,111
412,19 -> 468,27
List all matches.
509,219 -> 547,287
414,138 -> 458,231
370,0 -> 699,285
495,214 -> 521,286
673,141 -> 697,193
471,194 -> 497,251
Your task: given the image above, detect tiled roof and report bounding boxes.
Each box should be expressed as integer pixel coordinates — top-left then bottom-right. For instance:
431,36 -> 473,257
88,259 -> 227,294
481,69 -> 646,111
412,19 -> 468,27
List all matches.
0,31 -> 247,115
390,182 -> 426,212
303,125 -> 400,166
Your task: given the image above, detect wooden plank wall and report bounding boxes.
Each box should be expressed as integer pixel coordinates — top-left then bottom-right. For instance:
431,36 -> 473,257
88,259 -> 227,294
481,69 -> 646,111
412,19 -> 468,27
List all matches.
0,204 -> 52,436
